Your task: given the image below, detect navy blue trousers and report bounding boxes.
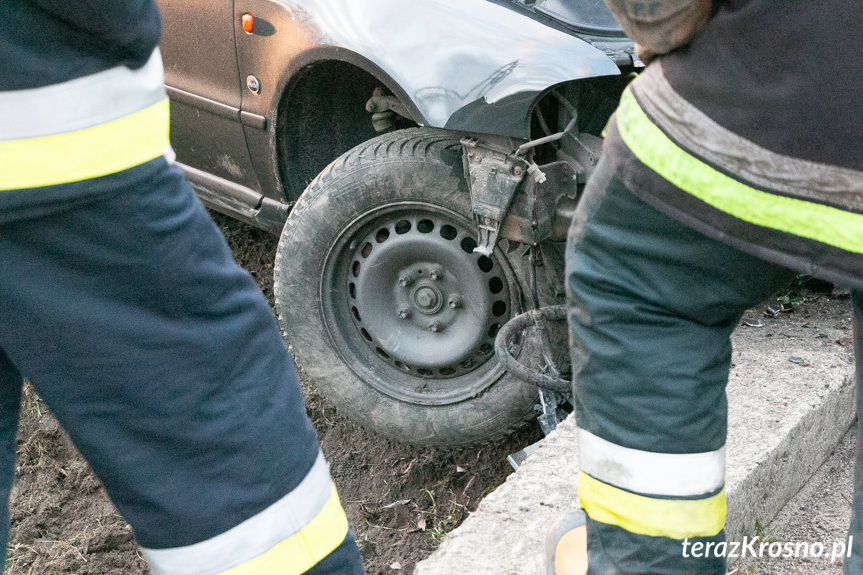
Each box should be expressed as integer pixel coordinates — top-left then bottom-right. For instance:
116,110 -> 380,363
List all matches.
0,158 -> 363,573
567,157 -> 862,574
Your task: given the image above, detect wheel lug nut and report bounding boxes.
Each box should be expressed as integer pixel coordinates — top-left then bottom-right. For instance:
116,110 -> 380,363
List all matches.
398,308 -> 412,319
447,294 -> 463,309
428,321 -> 444,333
398,275 -> 412,287
429,268 -> 443,281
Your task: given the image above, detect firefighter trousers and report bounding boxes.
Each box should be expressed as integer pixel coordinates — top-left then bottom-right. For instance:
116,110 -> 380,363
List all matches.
0,158 -> 365,574
566,156 -> 863,574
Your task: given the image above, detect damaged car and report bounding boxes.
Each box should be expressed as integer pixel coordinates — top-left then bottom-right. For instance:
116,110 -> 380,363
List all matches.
156,0 -> 638,446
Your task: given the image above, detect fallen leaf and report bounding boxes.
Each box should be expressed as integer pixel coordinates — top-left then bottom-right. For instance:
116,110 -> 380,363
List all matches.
456,465 -> 466,473
390,562 -> 402,570
837,337 -> 853,347
382,499 -> 411,509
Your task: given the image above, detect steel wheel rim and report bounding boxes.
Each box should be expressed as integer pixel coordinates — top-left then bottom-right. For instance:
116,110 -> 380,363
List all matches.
321,201 -> 520,406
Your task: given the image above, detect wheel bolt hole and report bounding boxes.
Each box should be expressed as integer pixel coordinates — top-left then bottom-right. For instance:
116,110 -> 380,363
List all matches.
440,225 -> 458,240
375,347 -> 390,359
461,237 -> 477,253
477,256 -> 494,272
349,283 -> 356,299
394,361 -> 410,372
439,367 -> 456,376
361,328 -> 373,342
417,368 -> 433,377
351,306 -> 362,322
492,300 -> 507,317
488,323 -> 501,338
375,228 -> 390,243
395,220 -> 411,234
361,242 -> 373,258
479,343 -> 493,355
488,277 -> 504,294
352,261 -> 361,277
417,219 -> 435,233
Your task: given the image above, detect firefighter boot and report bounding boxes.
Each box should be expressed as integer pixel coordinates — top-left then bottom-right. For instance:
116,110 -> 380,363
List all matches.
546,510 -> 588,575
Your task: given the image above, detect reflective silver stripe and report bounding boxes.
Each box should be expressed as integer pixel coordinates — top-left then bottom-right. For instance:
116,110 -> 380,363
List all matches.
141,450 -> 334,575
578,428 -> 725,497
0,48 -> 167,141
633,61 -> 863,211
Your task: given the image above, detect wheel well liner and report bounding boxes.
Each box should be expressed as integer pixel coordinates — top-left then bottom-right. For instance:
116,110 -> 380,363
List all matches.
276,59 -> 409,202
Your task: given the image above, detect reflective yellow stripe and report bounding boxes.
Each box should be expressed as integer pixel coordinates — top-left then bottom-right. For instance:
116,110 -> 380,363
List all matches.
217,487 -> 349,575
578,471 -> 725,539
0,98 -> 170,191
616,88 -> 863,254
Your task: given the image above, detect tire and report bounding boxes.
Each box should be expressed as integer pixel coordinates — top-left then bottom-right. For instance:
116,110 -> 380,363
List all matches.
274,128 -> 537,447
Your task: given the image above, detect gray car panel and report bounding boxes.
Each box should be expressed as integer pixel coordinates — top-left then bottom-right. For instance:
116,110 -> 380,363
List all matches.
240,0 -> 620,139
157,0 -> 262,190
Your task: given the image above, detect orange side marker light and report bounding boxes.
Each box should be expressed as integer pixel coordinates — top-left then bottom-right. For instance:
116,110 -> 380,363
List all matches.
242,13 -> 254,34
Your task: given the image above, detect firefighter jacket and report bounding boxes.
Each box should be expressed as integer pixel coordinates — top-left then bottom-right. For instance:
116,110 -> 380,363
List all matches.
0,0 -> 169,212
604,0 -> 863,288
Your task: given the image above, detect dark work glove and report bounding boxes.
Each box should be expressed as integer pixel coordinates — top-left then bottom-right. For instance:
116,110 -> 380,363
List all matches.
604,0 -> 716,64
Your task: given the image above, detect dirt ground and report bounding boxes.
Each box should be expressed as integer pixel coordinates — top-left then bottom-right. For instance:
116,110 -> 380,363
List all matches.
5,212 -> 849,574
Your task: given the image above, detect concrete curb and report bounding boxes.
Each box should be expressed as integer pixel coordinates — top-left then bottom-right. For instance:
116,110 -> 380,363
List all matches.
416,303 -> 855,575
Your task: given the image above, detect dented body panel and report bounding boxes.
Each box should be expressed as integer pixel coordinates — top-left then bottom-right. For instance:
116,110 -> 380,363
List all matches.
157,0 -> 629,224
249,0 -> 621,138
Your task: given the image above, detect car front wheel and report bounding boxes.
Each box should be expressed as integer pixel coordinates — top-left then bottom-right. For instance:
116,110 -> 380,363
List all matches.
274,128 -> 537,447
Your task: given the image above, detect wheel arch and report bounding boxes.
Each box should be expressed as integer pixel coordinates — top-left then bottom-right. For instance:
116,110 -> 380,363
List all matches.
274,48 -> 421,202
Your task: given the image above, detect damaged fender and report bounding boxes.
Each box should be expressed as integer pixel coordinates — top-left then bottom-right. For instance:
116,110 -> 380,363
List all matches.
264,0 -> 622,139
